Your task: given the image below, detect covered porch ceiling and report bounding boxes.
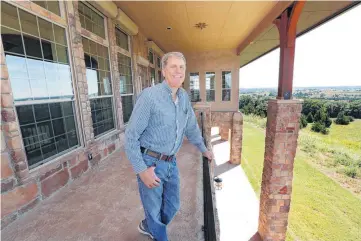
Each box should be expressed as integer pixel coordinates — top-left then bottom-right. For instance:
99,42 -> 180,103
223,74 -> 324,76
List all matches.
115,1 -> 358,68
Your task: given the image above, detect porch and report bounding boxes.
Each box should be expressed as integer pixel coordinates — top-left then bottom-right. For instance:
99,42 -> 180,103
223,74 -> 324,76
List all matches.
1,1 -> 359,241
1,140 -> 206,241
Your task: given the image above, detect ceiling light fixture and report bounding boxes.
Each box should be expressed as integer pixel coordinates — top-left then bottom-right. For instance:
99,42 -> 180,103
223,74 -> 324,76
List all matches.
194,22 -> 208,30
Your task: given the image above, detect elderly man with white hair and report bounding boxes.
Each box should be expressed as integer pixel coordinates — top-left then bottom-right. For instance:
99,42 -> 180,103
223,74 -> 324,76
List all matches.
125,52 -> 214,241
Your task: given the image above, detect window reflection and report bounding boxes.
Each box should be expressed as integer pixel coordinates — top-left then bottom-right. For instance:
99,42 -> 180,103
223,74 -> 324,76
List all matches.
2,2 -> 78,168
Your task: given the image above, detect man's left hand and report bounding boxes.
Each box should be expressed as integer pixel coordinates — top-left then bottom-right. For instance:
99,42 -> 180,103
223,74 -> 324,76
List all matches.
202,150 -> 214,162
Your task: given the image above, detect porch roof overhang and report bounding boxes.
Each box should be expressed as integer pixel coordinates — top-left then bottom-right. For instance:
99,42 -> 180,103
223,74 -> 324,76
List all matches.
111,1 -> 358,68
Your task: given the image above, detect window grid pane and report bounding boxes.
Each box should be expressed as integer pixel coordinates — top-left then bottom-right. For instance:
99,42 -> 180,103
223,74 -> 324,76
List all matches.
121,95 -> 133,124
32,1 -> 60,16
150,68 -> 156,85
118,53 -> 133,95
190,73 -> 200,102
157,57 -> 161,68
148,49 -> 154,64
222,71 -> 231,101
78,2 -> 105,38
16,102 -> 79,168
115,28 -> 129,51
83,37 -> 112,98
206,72 -> 215,102
158,70 -> 162,83
1,4 -> 72,102
90,98 -> 115,137
84,38 -> 115,137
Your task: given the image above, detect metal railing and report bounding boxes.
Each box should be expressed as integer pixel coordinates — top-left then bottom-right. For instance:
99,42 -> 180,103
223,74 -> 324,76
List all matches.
200,112 -> 217,241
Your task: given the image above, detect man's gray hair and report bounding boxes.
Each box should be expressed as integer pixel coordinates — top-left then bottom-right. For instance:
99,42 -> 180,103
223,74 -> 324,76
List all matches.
161,52 -> 186,69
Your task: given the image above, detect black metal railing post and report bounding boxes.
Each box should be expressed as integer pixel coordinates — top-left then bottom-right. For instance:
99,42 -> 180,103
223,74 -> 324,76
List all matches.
200,112 -> 216,241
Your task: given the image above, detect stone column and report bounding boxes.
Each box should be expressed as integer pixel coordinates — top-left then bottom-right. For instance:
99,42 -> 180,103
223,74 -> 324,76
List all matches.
258,99 -> 302,241
107,19 -> 124,130
229,112 -> 243,164
65,1 -> 94,145
0,34 -> 29,182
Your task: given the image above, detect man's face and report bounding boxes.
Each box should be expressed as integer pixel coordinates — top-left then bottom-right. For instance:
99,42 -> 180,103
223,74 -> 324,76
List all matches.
162,56 -> 186,88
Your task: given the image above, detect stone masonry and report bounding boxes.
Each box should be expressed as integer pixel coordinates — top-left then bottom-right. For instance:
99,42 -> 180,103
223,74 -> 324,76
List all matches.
211,111 -> 243,165
258,99 -> 302,241
230,112 -> 243,165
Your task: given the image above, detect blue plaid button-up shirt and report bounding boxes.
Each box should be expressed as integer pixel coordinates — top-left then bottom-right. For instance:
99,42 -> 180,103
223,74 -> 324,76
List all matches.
125,81 -> 207,174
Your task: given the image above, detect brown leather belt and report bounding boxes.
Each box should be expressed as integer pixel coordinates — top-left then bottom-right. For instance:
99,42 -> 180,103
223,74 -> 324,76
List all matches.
140,147 -> 174,162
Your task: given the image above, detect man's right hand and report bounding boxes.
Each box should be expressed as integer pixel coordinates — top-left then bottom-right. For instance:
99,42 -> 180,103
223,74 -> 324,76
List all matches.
139,166 -> 161,188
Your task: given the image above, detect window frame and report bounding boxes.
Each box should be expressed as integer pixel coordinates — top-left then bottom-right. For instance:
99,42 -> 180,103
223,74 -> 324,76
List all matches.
189,72 -> 200,102
222,70 -> 232,101
205,71 -> 216,102
82,35 -> 116,138
1,2 -> 82,169
148,48 -> 154,64
115,26 -> 130,52
31,0 -> 62,17
118,52 -> 134,125
78,1 -> 108,40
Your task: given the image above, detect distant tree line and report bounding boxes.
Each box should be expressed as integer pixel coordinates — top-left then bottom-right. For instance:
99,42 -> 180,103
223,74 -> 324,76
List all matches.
239,95 -> 361,134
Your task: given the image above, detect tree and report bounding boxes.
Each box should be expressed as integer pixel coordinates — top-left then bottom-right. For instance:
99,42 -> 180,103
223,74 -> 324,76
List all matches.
335,112 -> 350,125
300,114 -> 308,129
311,122 -> 329,135
325,115 -> 332,128
306,112 -> 314,123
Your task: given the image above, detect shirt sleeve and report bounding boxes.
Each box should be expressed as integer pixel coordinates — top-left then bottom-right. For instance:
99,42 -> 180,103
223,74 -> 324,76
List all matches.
184,99 -> 208,154
125,89 -> 152,174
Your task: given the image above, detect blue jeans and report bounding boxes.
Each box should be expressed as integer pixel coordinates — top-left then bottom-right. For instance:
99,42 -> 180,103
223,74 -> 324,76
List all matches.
137,153 -> 180,241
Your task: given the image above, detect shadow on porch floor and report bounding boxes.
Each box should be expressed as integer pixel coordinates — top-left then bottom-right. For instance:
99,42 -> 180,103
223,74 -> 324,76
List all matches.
1,141 -> 204,241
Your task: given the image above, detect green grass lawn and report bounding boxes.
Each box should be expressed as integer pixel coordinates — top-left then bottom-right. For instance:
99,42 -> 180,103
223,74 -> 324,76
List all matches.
241,122 -> 361,241
303,119 -> 361,152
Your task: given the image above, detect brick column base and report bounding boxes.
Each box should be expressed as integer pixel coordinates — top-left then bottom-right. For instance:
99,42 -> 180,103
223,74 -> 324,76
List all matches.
229,112 -> 243,164
258,99 -> 302,241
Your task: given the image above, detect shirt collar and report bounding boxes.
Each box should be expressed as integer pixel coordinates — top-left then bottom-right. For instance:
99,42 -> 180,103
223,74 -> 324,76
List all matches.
161,80 -> 182,98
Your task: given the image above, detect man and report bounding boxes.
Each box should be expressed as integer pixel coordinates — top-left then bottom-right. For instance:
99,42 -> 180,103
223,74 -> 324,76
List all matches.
125,52 -> 213,241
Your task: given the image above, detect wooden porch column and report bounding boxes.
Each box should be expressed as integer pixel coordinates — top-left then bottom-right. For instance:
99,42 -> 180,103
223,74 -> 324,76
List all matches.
258,2 -> 305,241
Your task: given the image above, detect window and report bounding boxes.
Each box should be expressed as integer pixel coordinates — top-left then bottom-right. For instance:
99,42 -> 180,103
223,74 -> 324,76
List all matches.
32,1 -> 60,16
158,70 -> 162,83
1,2 -> 79,168
118,53 -> 133,124
115,27 -> 129,51
83,37 -> 115,137
139,65 -> 149,90
222,71 -> 231,101
148,48 -> 154,64
189,73 -> 200,102
150,68 -> 156,85
157,56 -> 161,68
78,2 -> 105,39
206,72 -> 215,102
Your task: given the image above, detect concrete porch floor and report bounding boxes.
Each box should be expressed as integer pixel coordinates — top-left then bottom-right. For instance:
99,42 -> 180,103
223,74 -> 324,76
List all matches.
1,140 -> 204,241
211,134 -> 260,241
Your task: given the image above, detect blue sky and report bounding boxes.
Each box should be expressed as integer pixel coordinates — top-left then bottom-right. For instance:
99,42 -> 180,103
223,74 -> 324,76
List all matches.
239,4 -> 361,88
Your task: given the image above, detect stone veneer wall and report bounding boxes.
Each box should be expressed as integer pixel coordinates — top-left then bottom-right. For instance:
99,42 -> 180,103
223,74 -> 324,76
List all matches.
0,0 -> 149,229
